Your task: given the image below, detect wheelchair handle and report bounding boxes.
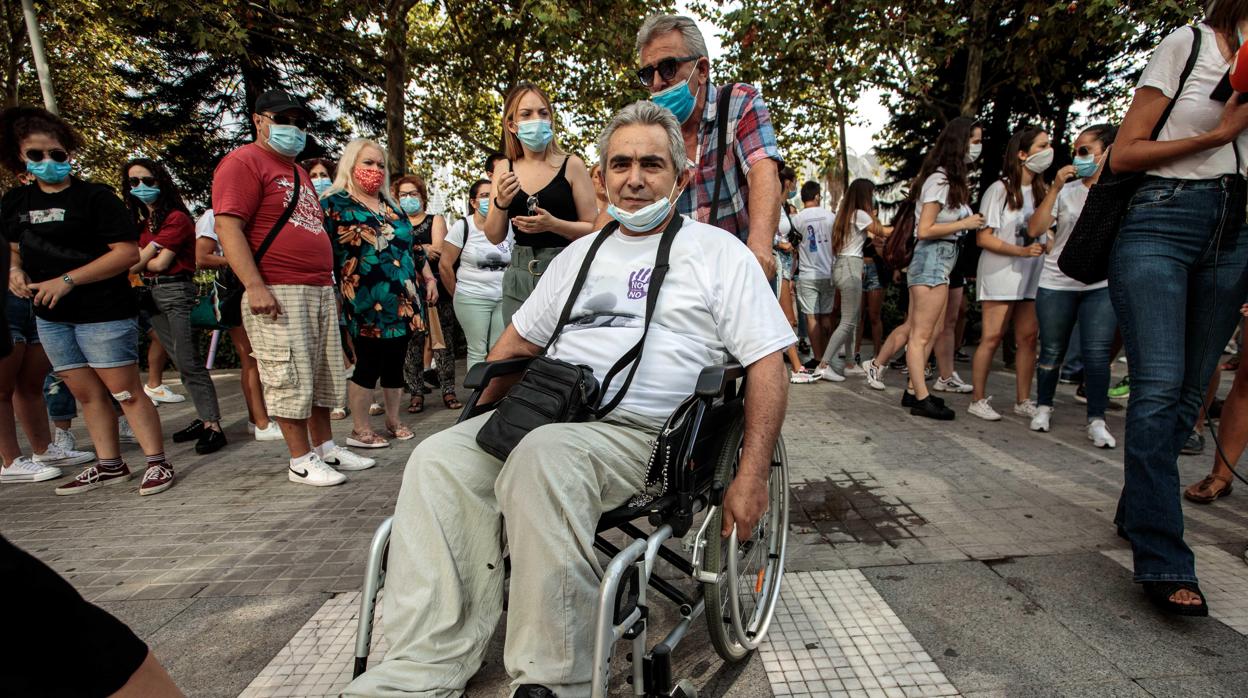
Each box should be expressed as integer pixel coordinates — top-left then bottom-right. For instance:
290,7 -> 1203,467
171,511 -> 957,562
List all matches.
462,356 -> 535,390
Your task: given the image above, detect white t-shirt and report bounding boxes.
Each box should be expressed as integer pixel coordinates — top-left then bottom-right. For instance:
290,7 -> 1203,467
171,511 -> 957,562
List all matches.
511,216 -> 795,423
1139,24 -> 1248,180
195,209 -> 217,241
837,210 -> 871,258
976,181 -> 1043,301
792,206 -> 835,279
445,217 -> 514,301
918,169 -> 972,240
1039,182 -> 1106,292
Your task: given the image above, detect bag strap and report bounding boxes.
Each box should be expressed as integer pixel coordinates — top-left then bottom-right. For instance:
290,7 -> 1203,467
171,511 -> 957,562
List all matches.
542,221 -> 619,353
1110,26 -> 1201,174
254,165 -> 302,264
708,86 -> 734,227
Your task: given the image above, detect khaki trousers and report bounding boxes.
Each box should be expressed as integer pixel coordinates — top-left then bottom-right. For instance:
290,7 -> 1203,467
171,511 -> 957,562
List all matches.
343,412 -> 656,698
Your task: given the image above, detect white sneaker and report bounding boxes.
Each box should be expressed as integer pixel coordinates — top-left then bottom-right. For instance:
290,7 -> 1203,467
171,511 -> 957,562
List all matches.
54,427 -> 76,452
33,442 -> 95,468
253,421 -> 284,442
1088,419 -> 1117,449
968,397 -> 1002,421
790,370 -> 818,384
844,364 -> 867,376
0,456 -> 62,483
322,447 -> 376,472
288,454 -> 347,486
864,360 -> 886,391
1030,405 -> 1052,432
933,372 -> 973,394
143,384 -> 186,404
820,367 -> 846,383
1014,399 -> 1039,417
118,417 -> 138,444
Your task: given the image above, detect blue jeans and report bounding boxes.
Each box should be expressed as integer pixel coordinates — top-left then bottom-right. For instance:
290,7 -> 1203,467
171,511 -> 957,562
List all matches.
1035,287 -> 1115,418
1110,176 -> 1248,584
43,373 -> 76,422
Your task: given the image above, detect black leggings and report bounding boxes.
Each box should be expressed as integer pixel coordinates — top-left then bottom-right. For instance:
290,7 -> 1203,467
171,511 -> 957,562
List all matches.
350,335 -> 408,389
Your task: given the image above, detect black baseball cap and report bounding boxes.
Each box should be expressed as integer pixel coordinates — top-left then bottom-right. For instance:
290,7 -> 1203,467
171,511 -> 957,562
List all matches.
254,90 -> 310,117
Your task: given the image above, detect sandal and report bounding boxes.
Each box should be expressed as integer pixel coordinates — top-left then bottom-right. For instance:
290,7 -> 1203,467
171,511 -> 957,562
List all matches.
368,403 -> 384,416
330,407 -> 348,420
386,424 -> 415,441
443,393 -> 463,410
346,430 -> 390,449
1142,581 -> 1209,617
407,396 -> 424,414
1184,474 -> 1233,504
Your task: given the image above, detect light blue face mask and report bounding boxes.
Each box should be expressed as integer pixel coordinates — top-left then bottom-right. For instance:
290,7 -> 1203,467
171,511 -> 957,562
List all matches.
607,180 -> 681,233
130,183 -> 161,204
26,158 -> 71,184
477,197 -> 490,216
651,73 -> 701,124
515,119 -> 553,151
1073,154 -> 1099,178
267,124 -> 306,157
399,196 -> 423,215
312,177 -> 333,195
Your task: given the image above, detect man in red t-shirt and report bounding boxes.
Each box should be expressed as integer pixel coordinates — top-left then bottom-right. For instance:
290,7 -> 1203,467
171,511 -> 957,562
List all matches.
212,89 -> 375,486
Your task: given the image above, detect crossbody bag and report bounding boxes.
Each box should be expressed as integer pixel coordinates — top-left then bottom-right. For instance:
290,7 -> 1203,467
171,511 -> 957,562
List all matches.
214,165 -> 302,328
474,214 -> 681,461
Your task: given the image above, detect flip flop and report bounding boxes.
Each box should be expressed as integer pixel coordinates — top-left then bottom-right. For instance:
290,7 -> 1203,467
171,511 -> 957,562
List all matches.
386,424 -> 415,441
407,396 -> 424,414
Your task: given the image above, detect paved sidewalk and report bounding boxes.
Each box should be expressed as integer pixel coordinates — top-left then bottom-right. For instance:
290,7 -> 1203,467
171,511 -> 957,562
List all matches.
4,360 -> 1248,697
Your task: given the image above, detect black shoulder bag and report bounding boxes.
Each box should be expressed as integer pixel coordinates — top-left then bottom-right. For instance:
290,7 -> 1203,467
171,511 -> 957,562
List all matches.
1058,26 -> 1201,284
475,214 -> 681,461
216,165 -> 302,327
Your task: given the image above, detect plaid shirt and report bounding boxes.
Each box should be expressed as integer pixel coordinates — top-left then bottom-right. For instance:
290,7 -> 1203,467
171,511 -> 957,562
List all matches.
676,82 -> 783,242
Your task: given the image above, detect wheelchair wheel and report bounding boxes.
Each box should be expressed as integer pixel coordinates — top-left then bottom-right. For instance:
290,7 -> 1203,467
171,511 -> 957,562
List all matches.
702,418 -> 788,662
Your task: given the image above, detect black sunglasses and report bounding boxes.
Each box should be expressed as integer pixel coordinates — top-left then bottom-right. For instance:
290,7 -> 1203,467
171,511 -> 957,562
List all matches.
635,55 -> 700,87
1074,145 -> 1096,157
263,112 -> 309,130
24,148 -> 69,163
128,176 -> 157,187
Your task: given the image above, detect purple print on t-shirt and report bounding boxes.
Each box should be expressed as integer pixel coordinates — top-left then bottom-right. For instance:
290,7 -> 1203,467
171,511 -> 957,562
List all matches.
627,267 -> 653,300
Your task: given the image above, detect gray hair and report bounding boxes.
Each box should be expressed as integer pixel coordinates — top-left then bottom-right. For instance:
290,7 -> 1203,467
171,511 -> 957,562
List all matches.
636,14 -> 708,61
597,101 -> 685,176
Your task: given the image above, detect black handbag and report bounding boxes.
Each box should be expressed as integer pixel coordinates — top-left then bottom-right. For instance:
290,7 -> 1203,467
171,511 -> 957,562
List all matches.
1058,26 -> 1201,284
217,165 -> 302,327
475,214 -> 681,461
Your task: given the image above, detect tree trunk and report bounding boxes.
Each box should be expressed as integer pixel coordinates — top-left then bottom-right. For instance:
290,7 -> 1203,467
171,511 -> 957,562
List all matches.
383,0 -> 411,176
960,0 -> 988,116
836,98 -> 850,193
2,0 -> 23,107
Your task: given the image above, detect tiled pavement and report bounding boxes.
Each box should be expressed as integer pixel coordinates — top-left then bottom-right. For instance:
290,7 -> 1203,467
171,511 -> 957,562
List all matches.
5,361 -> 1248,697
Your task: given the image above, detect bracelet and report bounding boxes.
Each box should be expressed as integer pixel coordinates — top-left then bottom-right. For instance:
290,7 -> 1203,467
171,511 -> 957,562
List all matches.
493,197 -> 506,210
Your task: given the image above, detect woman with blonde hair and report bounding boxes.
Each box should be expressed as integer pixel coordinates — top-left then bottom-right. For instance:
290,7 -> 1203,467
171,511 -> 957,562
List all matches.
483,82 -> 596,323
323,138 -> 434,450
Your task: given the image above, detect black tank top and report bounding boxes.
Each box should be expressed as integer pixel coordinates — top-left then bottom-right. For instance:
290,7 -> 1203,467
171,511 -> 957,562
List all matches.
506,156 -> 577,249
410,215 -> 433,245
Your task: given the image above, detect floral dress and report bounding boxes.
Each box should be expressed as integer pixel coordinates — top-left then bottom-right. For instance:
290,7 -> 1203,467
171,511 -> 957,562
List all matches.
323,191 -> 425,339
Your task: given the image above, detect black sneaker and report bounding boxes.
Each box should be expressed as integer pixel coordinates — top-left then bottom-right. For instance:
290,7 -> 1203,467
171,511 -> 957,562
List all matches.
889,356 -> 907,370
955,349 -> 971,363
911,396 -> 955,420
797,338 -> 811,354
172,419 -> 205,443
1181,431 -> 1205,456
803,358 -> 820,370
195,427 -> 227,455
515,686 -> 557,698
902,391 -> 945,409
1074,384 -> 1088,404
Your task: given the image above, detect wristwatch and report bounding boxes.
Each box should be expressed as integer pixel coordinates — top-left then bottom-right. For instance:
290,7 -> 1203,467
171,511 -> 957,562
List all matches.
62,273 -> 75,287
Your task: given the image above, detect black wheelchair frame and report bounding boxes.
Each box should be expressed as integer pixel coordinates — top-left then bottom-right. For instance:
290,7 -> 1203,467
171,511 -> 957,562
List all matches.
352,358 -> 789,698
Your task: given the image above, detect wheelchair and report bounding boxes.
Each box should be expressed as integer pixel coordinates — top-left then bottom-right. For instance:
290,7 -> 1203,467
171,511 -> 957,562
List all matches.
352,358 -> 789,698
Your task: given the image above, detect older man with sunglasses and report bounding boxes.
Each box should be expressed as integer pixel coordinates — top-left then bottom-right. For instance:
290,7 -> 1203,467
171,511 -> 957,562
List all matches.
635,13 -> 784,279
212,89 -> 374,487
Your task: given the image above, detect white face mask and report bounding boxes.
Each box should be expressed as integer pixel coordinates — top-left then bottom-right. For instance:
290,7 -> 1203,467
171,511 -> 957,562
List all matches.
1024,147 -> 1055,174
965,143 -> 982,164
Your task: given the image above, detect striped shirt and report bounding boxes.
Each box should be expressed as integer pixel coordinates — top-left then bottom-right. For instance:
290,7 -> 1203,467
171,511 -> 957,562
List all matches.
676,82 -> 783,242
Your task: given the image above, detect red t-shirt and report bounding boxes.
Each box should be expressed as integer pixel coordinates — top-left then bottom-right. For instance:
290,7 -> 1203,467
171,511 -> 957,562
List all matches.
139,210 -> 196,276
210,142 -> 332,286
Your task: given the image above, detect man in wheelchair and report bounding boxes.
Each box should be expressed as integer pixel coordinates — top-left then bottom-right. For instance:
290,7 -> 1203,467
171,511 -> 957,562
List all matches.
343,101 -> 794,698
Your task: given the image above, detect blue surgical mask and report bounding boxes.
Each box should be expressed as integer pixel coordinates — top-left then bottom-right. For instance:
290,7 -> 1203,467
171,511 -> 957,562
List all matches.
399,196 -> 423,215
516,119 -> 553,151
313,177 -> 333,195
607,180 -> 681,233
477,197 -> 490,216
651,73 -> 702,125
130,183 -> 161,204
1073,154 -> 1098,178
26,158 -> 71,184
267,124 -> 307,157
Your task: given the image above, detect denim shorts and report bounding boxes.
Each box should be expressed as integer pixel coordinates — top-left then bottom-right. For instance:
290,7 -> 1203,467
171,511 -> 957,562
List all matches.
36,317 -> 140,372
862,261 -> 883,292
908,239 -> 958,287
6,293 -> 39,345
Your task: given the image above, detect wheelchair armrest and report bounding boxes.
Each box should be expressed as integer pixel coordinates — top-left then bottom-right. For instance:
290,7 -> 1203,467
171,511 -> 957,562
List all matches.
463,357 -> 535,390
694,362 -> 745,398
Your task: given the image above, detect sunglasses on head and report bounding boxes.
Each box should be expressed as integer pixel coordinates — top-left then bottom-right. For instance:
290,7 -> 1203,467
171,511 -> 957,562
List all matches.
128,176 -> 157,187
24,148 -> 69,163
635,55 -> 700,87
263,112 -> 309,130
